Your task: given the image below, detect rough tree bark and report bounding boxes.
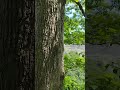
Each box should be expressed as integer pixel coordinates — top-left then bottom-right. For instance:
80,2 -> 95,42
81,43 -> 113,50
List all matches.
35,0 -> 66,90
17,0 -> 35,89
0,0 -> 35,90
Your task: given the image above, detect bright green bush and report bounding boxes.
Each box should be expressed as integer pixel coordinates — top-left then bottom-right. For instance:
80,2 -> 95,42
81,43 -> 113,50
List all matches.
64,51 -> 85,90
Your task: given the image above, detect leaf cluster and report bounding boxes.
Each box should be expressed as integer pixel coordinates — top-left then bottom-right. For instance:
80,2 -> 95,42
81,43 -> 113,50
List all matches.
64,52 -> 85,90
86,59 -> 120,90
86,0 -> 120,45
64,1 -> 85,45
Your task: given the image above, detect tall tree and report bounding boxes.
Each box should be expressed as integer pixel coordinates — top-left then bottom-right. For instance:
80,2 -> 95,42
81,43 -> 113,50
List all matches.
0,0 -> 35,90
35,0 -> 66,90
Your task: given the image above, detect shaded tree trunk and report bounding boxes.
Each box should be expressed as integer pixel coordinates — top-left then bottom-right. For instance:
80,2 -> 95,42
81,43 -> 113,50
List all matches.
35,0 -> 66,90
0,0 -> 35,90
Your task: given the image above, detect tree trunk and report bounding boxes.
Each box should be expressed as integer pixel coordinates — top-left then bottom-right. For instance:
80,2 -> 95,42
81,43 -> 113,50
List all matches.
0,0 -> 35,90
0,1 -> 18,89
35,0 -> 66,90
17,0 -> 35,89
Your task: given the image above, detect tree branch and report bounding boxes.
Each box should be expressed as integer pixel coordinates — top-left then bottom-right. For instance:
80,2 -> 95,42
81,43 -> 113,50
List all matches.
75,1 -> 86,18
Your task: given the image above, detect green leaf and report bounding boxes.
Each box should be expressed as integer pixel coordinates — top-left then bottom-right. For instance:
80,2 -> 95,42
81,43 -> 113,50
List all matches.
75,0 -> 79,2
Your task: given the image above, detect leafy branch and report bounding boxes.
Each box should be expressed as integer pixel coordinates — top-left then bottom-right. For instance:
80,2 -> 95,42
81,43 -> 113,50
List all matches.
73,0 -> 86,17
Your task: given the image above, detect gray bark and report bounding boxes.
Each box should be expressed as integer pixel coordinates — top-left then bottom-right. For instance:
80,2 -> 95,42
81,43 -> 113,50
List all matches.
35,0 -> 66,90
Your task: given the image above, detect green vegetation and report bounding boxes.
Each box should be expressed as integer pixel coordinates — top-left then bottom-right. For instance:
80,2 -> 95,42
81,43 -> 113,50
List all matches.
86,0 -> 120,44
86,59 -> 120,90
85,1 -> 120,89
64,52 -> 85,90
64,0 -> 85,45
64,0 -> 85,90
63,0 -> 85,89
64,0 -> 120,90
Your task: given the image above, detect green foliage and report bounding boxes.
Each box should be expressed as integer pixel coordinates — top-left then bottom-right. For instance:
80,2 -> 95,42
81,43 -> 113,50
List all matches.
63,0 -> 85,89
86,0 -> 120,44
64,0 -> 85,45
64,52 -> 85,90
86,59 -> 120,90
66,0 -> 85,4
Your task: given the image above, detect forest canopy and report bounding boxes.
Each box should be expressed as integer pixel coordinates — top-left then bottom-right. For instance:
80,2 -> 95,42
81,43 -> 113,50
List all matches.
64,0 -> 85,45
